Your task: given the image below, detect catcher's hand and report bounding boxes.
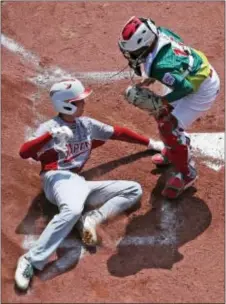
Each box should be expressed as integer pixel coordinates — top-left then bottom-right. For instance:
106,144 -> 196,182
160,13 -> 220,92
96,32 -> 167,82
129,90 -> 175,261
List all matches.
128,61 -> 142,76
125,85 -> 168,116
137,78 -> 156,87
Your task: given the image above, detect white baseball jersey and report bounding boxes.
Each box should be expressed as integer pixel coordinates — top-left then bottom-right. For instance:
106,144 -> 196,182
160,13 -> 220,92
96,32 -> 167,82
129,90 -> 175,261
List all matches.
31,116 -> 114,172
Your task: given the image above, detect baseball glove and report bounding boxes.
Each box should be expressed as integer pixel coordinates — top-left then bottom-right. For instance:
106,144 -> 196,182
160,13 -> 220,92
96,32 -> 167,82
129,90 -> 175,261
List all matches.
125,85 -> 168,117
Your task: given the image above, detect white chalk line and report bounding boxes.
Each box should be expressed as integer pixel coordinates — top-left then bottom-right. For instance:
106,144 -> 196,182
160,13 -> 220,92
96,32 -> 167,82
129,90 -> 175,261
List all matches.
1,34 -> 40,68
1,34 -> 132,84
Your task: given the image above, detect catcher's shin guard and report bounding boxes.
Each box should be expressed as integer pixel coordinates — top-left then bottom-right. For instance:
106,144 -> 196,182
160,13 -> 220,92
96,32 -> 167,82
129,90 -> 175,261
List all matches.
157,114 -> 191,175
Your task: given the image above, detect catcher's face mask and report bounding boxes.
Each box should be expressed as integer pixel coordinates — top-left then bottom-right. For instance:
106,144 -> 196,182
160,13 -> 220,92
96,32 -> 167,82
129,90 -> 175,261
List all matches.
118,17 -> 158,71
119,44 -> 154,72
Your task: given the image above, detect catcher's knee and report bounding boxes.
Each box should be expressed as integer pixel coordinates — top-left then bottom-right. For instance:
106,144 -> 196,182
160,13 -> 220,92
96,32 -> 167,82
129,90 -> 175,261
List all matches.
157,114 -> 179,146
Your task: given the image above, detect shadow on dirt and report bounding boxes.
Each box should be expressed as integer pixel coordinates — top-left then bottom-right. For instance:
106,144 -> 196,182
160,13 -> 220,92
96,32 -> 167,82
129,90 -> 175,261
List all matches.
81,149 -> 156,180
107,172 -> 212,277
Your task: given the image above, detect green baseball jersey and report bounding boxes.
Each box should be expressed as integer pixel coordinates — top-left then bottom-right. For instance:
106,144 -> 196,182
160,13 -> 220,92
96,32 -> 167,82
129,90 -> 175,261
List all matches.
144,27 -> 211,102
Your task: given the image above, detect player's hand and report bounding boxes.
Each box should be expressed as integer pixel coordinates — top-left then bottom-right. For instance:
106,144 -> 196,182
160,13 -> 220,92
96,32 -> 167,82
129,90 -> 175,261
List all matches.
147,138 -> 164,152
50,126 -> 74,141
137,78 -> 156,87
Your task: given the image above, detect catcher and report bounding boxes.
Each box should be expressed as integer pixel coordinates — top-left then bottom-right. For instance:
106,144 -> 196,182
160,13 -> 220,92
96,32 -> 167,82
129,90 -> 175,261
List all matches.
118,16 -> 220,199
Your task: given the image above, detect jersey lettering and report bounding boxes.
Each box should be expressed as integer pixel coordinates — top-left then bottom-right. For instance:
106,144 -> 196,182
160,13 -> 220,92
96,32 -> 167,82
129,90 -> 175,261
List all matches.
65,141 -> 90,159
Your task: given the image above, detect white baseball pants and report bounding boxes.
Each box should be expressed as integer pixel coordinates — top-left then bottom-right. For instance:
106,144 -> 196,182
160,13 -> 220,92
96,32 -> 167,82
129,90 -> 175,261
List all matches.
26,170 -> 142,270
170,66 -> 220,129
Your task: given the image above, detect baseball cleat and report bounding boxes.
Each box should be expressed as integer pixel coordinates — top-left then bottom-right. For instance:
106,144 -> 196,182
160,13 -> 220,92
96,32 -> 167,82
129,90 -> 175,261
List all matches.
15,255 -> 34,291
162,167 -> 198,199
77,211 -> 102,246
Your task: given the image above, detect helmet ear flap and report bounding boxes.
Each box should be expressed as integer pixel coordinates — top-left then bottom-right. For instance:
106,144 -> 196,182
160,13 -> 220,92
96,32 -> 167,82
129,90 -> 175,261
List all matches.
53,99 -> 77,115
62,102 -> 77,114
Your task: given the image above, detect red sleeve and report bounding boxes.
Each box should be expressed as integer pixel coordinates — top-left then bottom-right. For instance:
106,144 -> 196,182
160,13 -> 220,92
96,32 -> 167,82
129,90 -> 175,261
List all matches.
110,126 -> 149,146
19,132 -> 53,159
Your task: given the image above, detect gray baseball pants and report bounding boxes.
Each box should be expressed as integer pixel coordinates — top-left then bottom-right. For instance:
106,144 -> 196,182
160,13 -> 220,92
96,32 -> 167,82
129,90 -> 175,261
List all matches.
25,170 -> 142,270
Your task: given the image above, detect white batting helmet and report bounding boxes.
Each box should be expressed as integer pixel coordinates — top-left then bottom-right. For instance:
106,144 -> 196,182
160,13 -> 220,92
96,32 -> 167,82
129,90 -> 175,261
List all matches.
118,16 -> 158,64
50,79 -> 92,115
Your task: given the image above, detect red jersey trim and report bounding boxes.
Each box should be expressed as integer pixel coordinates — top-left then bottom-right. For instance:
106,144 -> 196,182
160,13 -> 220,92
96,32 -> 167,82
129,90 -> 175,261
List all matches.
19,132 -> 52,159
111,126 -> 149,146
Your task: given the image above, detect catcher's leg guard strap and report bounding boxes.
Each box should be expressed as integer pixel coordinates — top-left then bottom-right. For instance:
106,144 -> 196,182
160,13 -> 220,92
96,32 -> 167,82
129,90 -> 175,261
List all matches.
157,114 -> 191,175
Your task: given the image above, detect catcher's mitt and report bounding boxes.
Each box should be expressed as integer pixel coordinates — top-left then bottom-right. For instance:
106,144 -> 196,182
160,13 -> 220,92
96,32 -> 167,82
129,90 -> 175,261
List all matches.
125,85 -> 168,117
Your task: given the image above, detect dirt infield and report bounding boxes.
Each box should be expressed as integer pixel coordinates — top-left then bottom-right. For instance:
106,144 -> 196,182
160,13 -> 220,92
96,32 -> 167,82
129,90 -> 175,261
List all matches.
1,2 -> 225,303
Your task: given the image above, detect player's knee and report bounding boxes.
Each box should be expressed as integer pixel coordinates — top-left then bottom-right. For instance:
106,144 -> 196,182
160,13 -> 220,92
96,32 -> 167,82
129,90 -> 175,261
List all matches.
122,182 -> 143,213
129,181 -> 143,202
61,205 -> 83,223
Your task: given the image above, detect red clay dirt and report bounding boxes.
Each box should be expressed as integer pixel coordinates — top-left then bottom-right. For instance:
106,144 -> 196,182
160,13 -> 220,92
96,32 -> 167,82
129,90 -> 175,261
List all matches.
1,2 -> 225,303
